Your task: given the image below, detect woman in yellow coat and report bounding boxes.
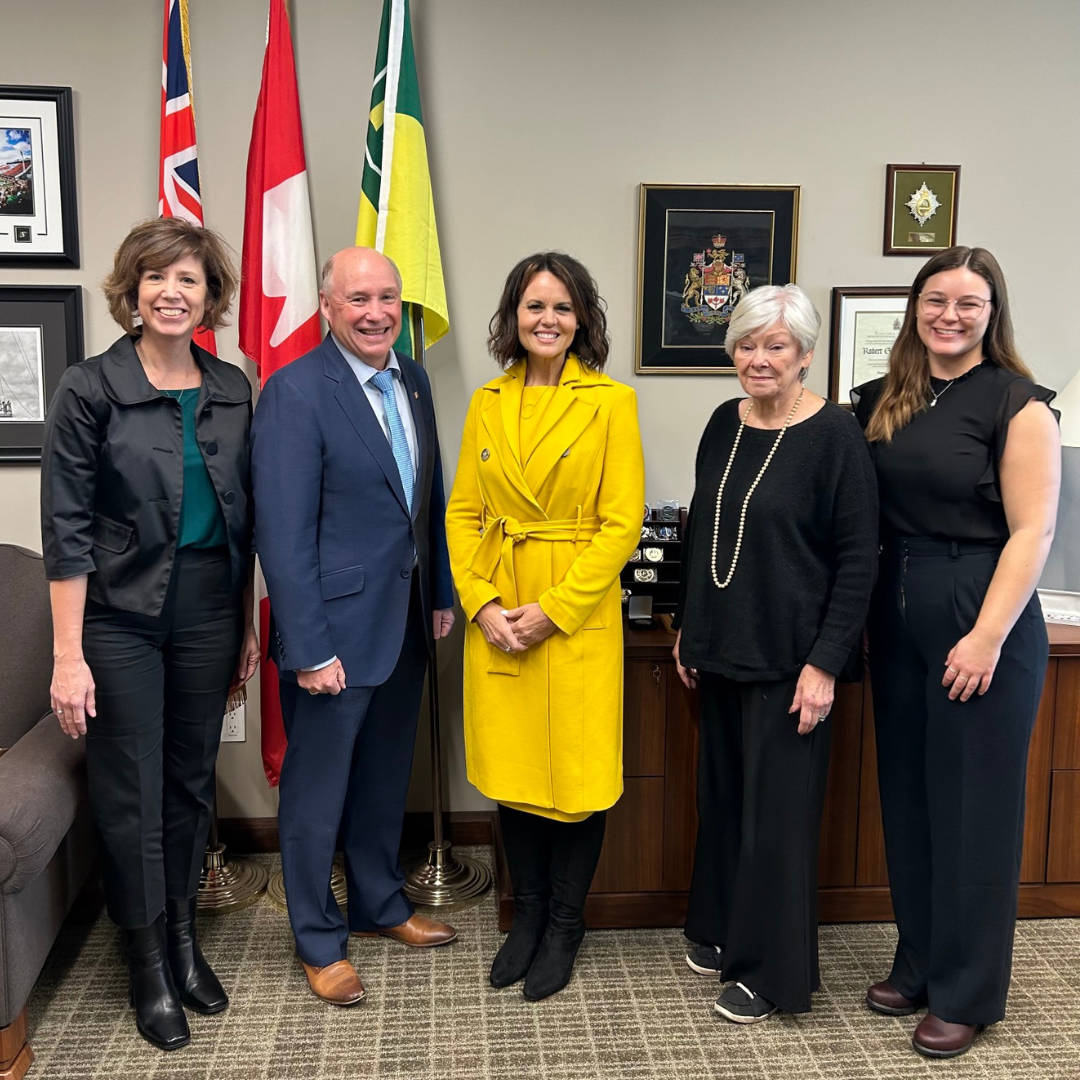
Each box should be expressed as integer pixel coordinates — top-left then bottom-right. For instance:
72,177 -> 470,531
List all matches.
447,252 -> 644,1000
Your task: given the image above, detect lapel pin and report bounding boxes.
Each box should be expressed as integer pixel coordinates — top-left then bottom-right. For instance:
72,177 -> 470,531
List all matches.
561,448 -> 570,458
413,390 -> 419,399
481,448 -> 490,461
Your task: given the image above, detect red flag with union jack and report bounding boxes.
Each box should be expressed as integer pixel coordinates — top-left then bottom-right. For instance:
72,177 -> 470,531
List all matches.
240,0 -> 322,786
158,0 -> 216,355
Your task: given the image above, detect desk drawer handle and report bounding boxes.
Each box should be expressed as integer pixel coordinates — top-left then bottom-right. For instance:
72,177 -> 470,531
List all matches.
651,664 -> 662,688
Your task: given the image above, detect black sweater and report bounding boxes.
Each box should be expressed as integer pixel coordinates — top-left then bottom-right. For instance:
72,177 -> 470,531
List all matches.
674,398 -> 878,681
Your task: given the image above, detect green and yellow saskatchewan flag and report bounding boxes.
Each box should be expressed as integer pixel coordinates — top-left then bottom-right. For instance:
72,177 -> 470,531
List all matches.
357,0 -> 449,357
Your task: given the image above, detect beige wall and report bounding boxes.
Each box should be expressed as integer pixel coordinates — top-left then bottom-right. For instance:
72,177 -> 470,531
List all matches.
4,0 -> 1078,817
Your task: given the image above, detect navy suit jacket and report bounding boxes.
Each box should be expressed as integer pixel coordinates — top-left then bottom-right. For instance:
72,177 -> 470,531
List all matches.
251,335 -> 453,687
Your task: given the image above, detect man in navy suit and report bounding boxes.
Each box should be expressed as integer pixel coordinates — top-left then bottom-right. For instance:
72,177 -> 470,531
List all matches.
252,247 -> 456,1006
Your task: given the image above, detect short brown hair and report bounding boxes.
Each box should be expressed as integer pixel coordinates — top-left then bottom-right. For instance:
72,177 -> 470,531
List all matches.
487,252 -> 609,370
865,246 -> 1029,442
103,218 -> 239,334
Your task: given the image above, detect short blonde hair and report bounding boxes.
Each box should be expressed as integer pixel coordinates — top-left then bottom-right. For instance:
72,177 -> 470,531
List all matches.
103,218 -> 238,334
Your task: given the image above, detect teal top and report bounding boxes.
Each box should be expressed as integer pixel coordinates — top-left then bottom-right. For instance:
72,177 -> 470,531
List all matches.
161,389 -> 228,549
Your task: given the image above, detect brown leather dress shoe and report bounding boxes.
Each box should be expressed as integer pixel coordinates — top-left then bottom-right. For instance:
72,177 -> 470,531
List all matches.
866,980 -> 925,1016
301,959 -> 366,1006
912,1013 -> 983,1058
378,913 -> 457,947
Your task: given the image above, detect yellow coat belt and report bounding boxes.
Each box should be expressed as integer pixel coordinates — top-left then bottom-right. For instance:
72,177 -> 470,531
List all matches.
468,512 -> 602,611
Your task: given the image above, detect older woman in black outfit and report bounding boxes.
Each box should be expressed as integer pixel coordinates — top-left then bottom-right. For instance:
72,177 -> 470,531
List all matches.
853,247 -> 1059,1059
41,218 -> 258,1051
674,284 -> 877,1022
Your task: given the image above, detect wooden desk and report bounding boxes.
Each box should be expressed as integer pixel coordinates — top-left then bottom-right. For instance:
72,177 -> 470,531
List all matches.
499,619 -> 1080,929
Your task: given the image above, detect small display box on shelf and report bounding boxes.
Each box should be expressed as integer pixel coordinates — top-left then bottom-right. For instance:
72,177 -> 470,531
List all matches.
620,503 -> 687,619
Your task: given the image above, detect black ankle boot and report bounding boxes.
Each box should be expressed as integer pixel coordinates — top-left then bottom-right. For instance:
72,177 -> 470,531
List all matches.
522,811 -> 605,1002
166,897 -> 228,1014
490,806 -> 552,988
125,914 -> 190,1050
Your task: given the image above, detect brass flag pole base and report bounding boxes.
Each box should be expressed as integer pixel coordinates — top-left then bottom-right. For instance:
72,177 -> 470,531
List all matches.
266,857 -> 347,914
197,843 -> 269,915
403,840 -> 492,911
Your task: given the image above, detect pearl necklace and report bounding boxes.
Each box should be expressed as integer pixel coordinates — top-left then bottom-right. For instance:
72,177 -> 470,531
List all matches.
710,388 -> 804,590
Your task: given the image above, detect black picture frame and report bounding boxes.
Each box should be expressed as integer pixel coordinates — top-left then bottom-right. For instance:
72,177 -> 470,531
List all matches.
0,85 -> 80,268
0,285 -> 83,461
635,183 -> 799,374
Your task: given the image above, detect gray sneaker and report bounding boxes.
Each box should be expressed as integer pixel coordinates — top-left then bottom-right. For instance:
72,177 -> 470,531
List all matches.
685,943 -> 723,976
714,982 -> 777,1023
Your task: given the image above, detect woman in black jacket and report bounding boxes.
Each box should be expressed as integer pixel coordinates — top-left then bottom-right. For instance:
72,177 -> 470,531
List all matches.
41,218 -> 258,1051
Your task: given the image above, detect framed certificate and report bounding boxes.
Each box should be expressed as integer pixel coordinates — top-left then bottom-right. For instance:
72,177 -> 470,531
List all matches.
828,287 -> 909,404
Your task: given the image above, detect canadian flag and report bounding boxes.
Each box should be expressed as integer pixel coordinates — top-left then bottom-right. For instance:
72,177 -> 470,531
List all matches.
239,0 -> 322,786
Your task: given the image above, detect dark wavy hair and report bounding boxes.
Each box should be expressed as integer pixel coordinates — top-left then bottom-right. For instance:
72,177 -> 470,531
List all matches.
866,246 -> 1030,442
103,217 -> 239,335
487,252 -> 609,370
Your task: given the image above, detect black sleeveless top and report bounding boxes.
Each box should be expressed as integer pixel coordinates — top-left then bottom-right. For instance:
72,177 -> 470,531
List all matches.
851,363 -> 1057,543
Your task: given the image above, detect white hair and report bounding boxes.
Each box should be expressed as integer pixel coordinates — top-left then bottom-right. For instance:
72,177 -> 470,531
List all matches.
724,283 -> 821,358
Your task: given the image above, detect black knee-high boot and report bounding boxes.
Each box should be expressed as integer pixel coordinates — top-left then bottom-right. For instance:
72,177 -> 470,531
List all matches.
125,913 -> 190,1050
523,811 -> 606,1001
166,897 -> 229,1014
490,805 -> 554,988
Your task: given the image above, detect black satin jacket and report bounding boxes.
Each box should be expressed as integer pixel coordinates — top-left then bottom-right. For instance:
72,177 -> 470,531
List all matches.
41,335 -> 253,616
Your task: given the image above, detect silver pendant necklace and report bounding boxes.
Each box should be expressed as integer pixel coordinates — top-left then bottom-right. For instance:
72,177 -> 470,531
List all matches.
928,378 -> 956,407
710,388 -> 804,590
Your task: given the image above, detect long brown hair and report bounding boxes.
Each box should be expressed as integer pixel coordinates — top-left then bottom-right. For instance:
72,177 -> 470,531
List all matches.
865,246 -> 1031,442
487,252 -> 609,370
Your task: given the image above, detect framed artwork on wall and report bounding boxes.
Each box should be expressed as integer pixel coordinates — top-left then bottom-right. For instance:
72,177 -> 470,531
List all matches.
635,183 -> 799,374
0,85 -> 80,268
883,163 -> 959,256
0,285 -> 83,461
828,286 -> 909,403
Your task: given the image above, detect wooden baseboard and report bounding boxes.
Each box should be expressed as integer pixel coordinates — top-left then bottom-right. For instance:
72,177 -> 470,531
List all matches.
0,1009 -> 32,1080
218,811 -> 495,855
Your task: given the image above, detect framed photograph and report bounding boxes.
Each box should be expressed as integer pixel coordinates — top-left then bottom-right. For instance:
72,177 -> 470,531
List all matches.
0,86 -> 80,268
0,285 -> 83,461
635,183 -> 799,374
883,164 -> 959,256
829,286 -> 909,403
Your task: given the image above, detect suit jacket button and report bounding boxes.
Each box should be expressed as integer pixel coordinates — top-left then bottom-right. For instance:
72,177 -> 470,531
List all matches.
400,568 -> 410,579
480,448 -> 490,461
223,490 -> 235,504
205,441 -> 218,455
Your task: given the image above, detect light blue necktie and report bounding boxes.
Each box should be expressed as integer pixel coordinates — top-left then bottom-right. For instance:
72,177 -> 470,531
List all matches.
371,368 -> 414,512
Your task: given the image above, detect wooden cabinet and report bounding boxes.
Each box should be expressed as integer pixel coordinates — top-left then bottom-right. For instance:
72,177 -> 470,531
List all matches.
496,620 -> 1080,929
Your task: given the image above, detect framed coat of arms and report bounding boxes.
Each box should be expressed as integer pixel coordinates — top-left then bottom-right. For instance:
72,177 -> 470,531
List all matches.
634,184 -> 799,374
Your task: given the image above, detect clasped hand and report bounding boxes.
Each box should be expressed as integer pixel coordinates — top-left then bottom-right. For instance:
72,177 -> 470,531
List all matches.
475,600 -> 556,653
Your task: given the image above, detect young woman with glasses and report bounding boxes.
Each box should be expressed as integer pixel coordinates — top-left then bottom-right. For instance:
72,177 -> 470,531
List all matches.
852,246 -> 1061,1059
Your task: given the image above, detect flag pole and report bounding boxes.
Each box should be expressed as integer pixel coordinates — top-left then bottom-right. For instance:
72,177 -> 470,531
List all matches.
403,305 -> 491,908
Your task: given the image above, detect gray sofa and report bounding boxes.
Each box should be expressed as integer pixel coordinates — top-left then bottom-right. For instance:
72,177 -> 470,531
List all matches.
0,544 -> 96,1080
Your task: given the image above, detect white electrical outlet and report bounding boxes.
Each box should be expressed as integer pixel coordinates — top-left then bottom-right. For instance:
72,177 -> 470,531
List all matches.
221,701 -> 245,743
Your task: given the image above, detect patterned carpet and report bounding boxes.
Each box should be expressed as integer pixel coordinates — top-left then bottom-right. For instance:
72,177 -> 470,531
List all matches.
25,852 -> 1080,1079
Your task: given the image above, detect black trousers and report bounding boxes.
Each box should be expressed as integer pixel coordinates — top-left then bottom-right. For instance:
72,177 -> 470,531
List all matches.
82,547 -> 242,929
868,538 -> 1047,1026
685,671 -> 831,1014
277,573 -> 427,967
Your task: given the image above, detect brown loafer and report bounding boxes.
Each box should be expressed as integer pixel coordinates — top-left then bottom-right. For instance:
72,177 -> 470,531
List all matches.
378,913 -> 457,948
866,980 -> 925,1016
912,1013 -> 983,1058
301,959 -> 366,1006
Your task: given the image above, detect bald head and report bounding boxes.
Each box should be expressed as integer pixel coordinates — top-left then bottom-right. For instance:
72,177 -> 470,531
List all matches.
318,247 -> 404,369
320,247 -> 402,294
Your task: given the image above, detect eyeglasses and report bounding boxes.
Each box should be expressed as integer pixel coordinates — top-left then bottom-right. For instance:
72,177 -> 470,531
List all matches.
917,294 -> 992,319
